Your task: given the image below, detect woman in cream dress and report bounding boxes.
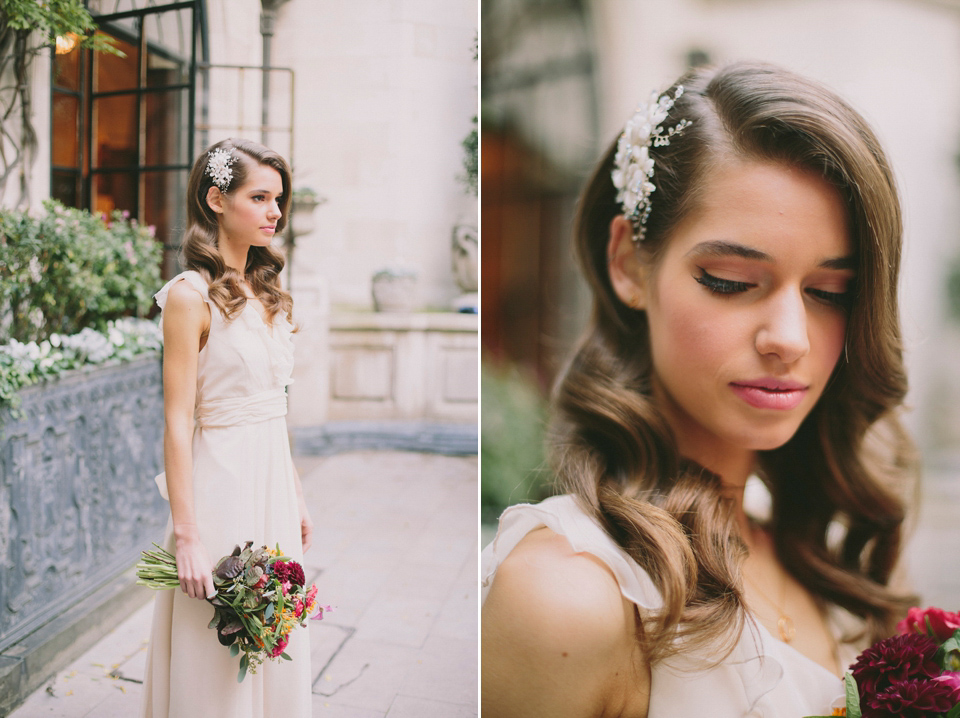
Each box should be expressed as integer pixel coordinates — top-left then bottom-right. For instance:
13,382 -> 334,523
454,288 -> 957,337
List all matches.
141,139 -> 313,718
482,62 -> 917,718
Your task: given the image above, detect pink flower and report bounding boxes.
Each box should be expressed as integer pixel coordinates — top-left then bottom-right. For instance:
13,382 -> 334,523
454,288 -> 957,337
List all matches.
281,580 -> 291,596
933,673 -> 960,703
269,636 -> 289,658
295,599 -> 304,617
304,584 -> 317,608
898,607 -> 960,642
310,605 -> 332,621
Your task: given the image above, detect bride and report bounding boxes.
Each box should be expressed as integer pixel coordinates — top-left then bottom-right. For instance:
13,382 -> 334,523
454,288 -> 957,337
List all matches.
481,61 -> 916,717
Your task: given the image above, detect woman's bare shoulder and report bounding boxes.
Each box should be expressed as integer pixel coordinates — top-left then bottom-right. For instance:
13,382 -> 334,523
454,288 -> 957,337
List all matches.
165,276 -> 208,308
482,527 -> 648,717
164,278 -> 211,324
494,526 -> 632,625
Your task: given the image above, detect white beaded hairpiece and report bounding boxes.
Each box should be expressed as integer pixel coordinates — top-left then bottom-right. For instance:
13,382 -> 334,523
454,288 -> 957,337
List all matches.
206,148 -> 237,192
611,86 -> 692,243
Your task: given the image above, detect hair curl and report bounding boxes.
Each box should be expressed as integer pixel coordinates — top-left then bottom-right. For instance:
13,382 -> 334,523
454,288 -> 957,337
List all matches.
551,61 -> 917,664
180,138 -> 295,327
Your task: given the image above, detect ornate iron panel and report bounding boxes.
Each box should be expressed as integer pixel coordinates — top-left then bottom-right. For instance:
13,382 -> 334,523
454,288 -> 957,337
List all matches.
0,355 -> 166,652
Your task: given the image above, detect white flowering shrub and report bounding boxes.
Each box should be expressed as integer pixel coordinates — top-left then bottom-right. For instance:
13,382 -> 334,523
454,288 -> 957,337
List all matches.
0,318 -> 162,415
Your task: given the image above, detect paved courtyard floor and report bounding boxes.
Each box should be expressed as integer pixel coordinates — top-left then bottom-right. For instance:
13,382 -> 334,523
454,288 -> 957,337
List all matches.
11,450 -> 479,718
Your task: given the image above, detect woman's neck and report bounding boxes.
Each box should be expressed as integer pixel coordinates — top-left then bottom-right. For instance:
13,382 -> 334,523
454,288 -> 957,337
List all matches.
674,437 -> 756,537
219,234 -> 249,275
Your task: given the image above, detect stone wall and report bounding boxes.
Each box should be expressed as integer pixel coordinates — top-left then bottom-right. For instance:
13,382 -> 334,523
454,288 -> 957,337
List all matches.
327,311 -> 478,423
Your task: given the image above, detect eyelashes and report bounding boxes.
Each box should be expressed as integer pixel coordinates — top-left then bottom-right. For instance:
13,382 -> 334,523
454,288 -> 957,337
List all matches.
695,269 -> 750,294
695,268 -> 851,308
806,287 -> 851,308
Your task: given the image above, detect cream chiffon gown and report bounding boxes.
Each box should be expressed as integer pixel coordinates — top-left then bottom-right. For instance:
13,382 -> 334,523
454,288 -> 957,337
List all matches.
141,270 -> 312,718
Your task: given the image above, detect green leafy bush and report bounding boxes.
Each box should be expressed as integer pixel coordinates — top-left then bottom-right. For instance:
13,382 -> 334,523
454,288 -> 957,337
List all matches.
481,361 -> 554,524
0,200 -> 162,343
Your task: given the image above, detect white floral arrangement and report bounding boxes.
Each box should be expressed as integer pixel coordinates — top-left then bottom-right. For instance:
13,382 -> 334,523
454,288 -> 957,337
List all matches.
0,318 -> 162,415
611,86 -> 691,242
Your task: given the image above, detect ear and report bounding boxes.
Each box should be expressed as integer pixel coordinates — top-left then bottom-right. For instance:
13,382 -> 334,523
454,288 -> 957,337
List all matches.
607,215 -> 649,310
206,186 -> 225,215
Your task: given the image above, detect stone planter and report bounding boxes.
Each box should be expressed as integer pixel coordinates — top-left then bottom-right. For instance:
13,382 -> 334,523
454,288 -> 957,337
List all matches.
0,354 -> 167,711
372,269 -> 418,313
290,193 -> 325,238
451,224 -> 478,312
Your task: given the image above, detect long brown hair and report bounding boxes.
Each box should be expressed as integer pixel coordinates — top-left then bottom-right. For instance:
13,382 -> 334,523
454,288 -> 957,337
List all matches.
551,61 -> 916,663
180,138 -> 295,326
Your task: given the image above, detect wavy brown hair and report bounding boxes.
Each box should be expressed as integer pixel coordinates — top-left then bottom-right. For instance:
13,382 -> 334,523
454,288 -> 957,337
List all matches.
180,138 -> 295,327
551,61 -> 917,664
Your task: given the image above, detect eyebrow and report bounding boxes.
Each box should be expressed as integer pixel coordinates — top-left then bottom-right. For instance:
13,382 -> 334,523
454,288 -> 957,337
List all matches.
687,240 -> 855,270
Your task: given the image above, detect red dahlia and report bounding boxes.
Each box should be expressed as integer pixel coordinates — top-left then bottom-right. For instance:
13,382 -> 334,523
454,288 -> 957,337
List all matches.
272,560 -> 305,587
863,678 -> 958,718
851,633 -> 941,697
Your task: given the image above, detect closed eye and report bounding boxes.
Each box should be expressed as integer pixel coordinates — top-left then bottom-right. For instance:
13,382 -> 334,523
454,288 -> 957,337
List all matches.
807,287 -> 851,308
695,268 -> 753,295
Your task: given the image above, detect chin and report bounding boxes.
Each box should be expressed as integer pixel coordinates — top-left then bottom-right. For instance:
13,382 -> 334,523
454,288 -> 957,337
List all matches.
732,422 -> 804,453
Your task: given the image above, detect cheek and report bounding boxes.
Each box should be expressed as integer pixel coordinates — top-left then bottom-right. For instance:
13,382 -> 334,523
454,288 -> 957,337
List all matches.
650,287 -> 742,375
813,313 -> 847,370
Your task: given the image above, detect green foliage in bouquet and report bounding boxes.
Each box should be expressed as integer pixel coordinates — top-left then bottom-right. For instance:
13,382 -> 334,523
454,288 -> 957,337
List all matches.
0,200 -> 161,344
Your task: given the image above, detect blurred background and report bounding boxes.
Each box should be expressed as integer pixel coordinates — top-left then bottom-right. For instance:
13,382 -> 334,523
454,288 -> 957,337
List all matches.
480,0 -> 960,609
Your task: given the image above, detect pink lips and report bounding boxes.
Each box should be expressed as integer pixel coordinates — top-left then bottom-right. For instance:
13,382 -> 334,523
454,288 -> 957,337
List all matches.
262,226 -> 276,234
729,379 -> 808,411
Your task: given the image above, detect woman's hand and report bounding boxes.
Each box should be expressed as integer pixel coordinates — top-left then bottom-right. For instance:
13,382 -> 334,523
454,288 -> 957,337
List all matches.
174,529 -> 215,600
299,497 -> 314,554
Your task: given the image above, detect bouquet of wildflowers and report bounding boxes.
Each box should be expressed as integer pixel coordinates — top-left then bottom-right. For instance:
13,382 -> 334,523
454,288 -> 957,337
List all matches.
137,541 -> 330,681
807,607 -> 960,718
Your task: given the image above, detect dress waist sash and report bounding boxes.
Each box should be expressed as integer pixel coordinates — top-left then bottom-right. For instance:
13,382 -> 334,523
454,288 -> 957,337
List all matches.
195,387 -> 288,428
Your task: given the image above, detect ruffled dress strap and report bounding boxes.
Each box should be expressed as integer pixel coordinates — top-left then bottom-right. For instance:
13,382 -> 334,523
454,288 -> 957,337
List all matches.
481,494 -> 662,610
154,270 -> 214,332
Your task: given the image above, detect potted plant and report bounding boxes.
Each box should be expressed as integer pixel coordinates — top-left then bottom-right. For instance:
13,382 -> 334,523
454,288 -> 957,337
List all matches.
371,266 -> 418,313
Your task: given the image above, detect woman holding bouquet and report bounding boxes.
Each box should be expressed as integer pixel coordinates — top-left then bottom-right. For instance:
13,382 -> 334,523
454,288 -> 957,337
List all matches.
482,61 -> 918,717
141,138 -> 313,717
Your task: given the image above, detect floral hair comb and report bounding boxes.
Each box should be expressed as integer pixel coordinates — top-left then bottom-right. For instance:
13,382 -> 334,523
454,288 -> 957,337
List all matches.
206,148 -> 237,192
611,86 -> 691,242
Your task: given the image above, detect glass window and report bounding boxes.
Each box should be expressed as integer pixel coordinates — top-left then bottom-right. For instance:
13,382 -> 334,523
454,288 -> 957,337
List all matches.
52,94 -> 80,168
92,94 -> 139,169
51,1 -> 202,279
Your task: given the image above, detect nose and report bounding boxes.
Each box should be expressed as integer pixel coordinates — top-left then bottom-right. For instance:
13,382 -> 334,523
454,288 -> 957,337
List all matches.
267,200 -> 281,220
755,289 -> 810,364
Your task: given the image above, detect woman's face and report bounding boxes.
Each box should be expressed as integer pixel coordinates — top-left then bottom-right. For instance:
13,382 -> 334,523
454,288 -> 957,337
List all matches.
611,160 -> 853,473
216,161 -> 284,248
